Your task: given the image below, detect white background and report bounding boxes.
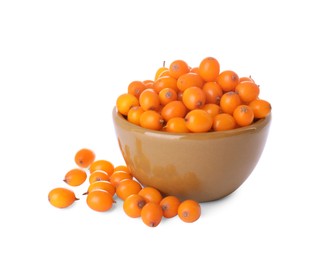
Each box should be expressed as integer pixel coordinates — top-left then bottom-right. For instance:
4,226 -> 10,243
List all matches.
1,0 -> 323,259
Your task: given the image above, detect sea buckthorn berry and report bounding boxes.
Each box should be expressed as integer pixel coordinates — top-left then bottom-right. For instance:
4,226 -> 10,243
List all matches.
127,106 -> 144,126
220,91 -> 242,115
116,179 -> 142,201
114,165 -> 131,174
128,80 -> 146,99
154,61 -> 168,80
177,72 -> 204,92
123,194 -> 147,218
138,187 -> 163,204
202,81 -> 223,104
158,70 -> 171,78
239,76 -> 255,83
164,117 -> 190,133
178,199 -> 201,223
110,171 -> 133,187
182,86 -> 206,110
63,168 -> 87,187
161,100 -> 187,122
141,202 -> 163,227
233,105 -> 254,127
198,57 -> 220,82
48,187 -> 79,209
116,93 -> 139,116
235,81 -> 260,103
169,59 -> 190,79
213,113 -> 236,131
143,79 -> 154,89
89,170 -> 110,184
190,67 -> 199,73
159,87 -> 178,106
139,89 -> 161,111
185,109 -> 213,133
89,160 -> 114,177
160,195 -> 181,218
84,180 -> 116,196
249,99 -> 271,119
202,103 -> 221,118
74,148 -> 95,168
216,70 -> 239,92
153,75 -> 178,93
86,190 -> 115,212
139,110 -> 164,131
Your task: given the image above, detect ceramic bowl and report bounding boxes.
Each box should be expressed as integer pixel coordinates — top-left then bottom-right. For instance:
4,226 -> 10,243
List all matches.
112,107 -> 271,202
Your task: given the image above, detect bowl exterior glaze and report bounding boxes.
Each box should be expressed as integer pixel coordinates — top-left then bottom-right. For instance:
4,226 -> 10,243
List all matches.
112,107 -> 271,202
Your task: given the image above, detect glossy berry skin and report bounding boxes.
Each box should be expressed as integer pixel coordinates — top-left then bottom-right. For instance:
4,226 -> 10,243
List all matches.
74,148 -> 95,168
178,199 -> 201,223
48,187 -> 78,209
63,168 -> 87,186
86,190 -> 115,212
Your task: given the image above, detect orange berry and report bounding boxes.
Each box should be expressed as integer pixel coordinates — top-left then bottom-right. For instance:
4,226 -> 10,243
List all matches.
63,168 -> 87,187
190,67 -> 199,73
143,79 -> 154,89
213,113 -> 236,131
123,194 -> 147,218
185,109 -> 213,133
164,117 -> 190,133
110,171 -> 133,187
74,148 -> 95,168
235,81 -> 260,103
154,61 -> 168,80
182,86 -> 206,110
158,69 -> 171,78
159,87 -> 178,106
89,160 -> 114,177
88,170 -> 110,184
116,179 -> 142,201
127,105 -> 144,126
202,81 -> 223,104
169,59 -> 190,79
139,110 -> 164,131
198,57 -> 220,82
84,180 -> 116,196
138,187 -> 163,204
161,100 -> 187,122
86,190 -> 115,212
233,105 -> 254,127
160,195 -> 181,218
139,89 -> 161,111
202,103 -> 221,118
178,199 -> 201,223
216,70 -> 239,92
220,91 -> 242,115
141,202 -> 163,227
116,93 -> 139,116
114,165 -> 131,174
177,72 -> 204,92
249,99 -> 271,119
239,76 -> 255,83
127,80 -> 146,99
153,76 -> 178,93
48,187 -> 79,209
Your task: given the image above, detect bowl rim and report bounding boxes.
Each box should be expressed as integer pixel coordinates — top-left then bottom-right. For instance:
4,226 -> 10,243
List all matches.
112,106 -> 271,138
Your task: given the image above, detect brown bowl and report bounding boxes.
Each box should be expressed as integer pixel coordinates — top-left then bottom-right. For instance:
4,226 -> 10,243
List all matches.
112,107 -> 271,202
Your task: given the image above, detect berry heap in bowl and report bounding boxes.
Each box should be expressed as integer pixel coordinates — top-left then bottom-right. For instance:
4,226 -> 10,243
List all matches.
113,57 -> 272,202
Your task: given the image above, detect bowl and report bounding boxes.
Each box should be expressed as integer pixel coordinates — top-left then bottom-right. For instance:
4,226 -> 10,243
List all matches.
112,107 -> 271,202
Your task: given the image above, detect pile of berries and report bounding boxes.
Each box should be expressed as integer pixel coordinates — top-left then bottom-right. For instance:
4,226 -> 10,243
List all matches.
116,57 -> 271,133
48,148 -> 201,227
